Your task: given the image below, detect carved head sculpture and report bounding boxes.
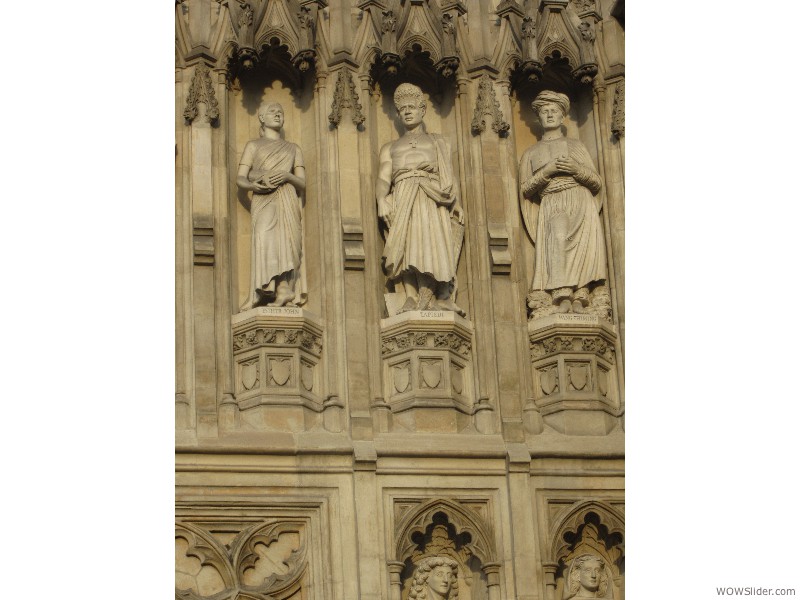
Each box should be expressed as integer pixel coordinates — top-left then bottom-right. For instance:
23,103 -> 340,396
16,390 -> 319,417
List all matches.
531,90 -> 569,130
408,556 -> 459,600
257,102 -> 284,134
394,83 -> 427,128
566,554 -> 608,598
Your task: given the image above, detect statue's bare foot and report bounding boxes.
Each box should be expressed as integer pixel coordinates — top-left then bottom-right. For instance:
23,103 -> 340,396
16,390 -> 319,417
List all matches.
435,298 -> 466,317
399,297 -> 418,313
571,299 -> 586,314
557,299 -> 572,313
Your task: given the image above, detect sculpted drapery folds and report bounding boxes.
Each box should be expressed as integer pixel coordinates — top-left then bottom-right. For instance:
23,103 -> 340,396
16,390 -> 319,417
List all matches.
376,83 -> 466,317
519,90 -> 607,317
237,102 -> 307,310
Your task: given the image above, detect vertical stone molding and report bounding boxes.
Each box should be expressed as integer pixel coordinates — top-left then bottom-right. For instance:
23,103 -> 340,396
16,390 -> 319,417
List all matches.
528,315 -> 620,435
380,311 -> 476,433
611,79 -> 625,138
231,307 -> 325,432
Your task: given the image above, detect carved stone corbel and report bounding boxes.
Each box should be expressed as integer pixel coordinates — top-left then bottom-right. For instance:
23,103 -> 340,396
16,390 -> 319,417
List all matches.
520,15 -> 543,81
229,0 -> 258,69
292,4 -> 317,73
436,1 -> 466,79
183,62 -> 220,125
379,8 -> 401,76
470,74 -> 510,136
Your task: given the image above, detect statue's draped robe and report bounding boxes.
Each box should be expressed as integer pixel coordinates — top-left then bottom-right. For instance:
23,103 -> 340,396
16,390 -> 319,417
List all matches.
240,138 -> 307,308
519,137 -> 606,292
383,133 -> 459,283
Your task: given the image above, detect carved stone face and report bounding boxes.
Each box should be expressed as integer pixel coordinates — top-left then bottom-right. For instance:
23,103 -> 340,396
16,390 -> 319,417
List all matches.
397,101 -> 426,129
578,558 -> 603,592
537,102 -> 564,130
427,565 -> 454,596
259,104 -> 284,131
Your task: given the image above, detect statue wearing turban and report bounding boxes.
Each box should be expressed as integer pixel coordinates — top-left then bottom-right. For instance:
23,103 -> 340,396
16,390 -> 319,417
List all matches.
519,90 -> 607,317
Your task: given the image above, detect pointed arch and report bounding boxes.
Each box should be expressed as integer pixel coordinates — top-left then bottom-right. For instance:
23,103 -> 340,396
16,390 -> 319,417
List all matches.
394,498 -> 497,565
548,499 -> 625,564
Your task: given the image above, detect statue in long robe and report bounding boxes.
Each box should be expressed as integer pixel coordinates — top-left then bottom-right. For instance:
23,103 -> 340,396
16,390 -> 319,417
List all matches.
237,102 -> 307,310
376,83 -> 465,316
519,90 -> 608,318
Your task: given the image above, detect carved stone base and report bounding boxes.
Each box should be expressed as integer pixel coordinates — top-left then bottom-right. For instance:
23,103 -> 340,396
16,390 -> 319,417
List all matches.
231,307 -> 324,433
528,314 -> 620,436
380,311 -> 475,433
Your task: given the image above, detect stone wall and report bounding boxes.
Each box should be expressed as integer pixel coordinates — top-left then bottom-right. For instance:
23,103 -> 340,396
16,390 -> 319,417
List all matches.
176,1 -> 624,598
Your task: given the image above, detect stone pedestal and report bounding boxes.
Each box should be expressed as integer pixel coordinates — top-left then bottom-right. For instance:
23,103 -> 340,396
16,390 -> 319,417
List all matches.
231,307 -> 324,432
380,311 -> 475,433
528,314 -> 619,436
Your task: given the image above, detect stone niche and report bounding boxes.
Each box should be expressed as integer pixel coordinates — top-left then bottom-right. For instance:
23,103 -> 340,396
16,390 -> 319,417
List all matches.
528,314 -> 620,436
380,311 -> 475,433
232,306 -> 324,432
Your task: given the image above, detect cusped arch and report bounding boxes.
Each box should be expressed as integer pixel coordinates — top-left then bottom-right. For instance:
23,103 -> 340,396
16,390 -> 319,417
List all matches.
394,498 -> 497,565
548,499 -> 625,564
398,35 -> 442,66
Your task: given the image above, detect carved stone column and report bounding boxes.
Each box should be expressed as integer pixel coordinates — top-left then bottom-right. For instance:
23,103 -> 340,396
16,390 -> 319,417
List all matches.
542,561 -> 559,600
387,561 -> 404,600
231,307 -> 325,432
528,314 -> 620,435
380,312 -> 474,433
483,562 -> 502,600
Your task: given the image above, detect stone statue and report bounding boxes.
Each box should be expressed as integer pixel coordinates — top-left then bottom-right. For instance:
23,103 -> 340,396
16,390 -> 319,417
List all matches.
519,90 -> 607,317
564,554 -> 610,599
376,83 -> 465,316
408,556 -> 459,600
237,102 -> 307,309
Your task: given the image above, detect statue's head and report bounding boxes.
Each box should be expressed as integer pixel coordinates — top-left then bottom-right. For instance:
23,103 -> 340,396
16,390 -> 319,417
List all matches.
394,83 -> 427,128
408,556 -> 459,600
531,90 -> 569,130
567,554 -> 608,598
258,102 -> 284,132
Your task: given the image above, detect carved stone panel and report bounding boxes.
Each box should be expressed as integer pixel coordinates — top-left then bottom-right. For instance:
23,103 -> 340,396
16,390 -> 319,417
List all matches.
231,307 -> 325,432
528,317 -> 620,435
380,311 -> 477,433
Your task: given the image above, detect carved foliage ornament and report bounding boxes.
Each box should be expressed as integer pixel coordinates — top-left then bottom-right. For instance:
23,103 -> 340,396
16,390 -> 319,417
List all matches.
184,62 -> 220,124
382,332 -> 471,357
329,68 -> 365,127
470,74 -> 509,135
233,327 -> 322,356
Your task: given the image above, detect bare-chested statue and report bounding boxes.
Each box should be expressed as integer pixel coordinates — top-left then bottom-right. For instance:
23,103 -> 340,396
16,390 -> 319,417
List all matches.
237,102 -> 307,309
376,83 -> 465,316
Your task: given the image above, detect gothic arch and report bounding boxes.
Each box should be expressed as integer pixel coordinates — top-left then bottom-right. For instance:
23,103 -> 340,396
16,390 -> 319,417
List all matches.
548,499 -> 624,566
394,498 -> 497,565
